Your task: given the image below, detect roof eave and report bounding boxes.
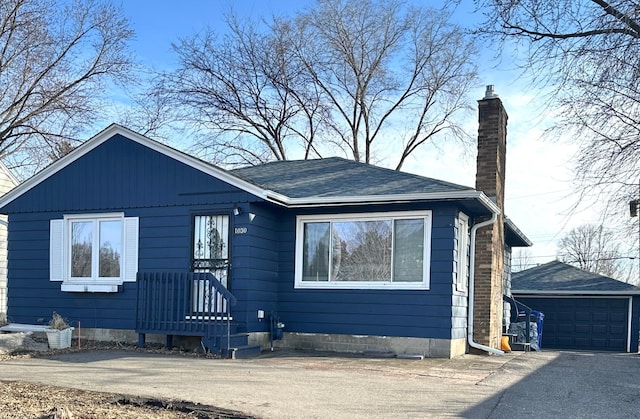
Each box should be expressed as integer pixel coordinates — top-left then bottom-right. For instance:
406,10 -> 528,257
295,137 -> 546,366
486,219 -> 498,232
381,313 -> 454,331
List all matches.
505,217 -> 533,247
266,190 -> 502,214
512,290 -> 640,296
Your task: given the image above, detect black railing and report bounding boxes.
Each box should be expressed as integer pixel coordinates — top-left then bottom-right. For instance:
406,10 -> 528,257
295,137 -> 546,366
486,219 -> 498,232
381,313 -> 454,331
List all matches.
136,272 -> 237,353
504,295 -> 532,343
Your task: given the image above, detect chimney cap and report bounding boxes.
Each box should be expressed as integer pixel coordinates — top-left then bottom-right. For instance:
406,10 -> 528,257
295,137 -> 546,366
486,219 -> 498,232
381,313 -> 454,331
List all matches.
483,85 -> 499,100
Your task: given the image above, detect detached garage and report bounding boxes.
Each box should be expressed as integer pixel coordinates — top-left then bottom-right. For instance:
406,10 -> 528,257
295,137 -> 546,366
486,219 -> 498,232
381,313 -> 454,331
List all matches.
512,261 -> 640,352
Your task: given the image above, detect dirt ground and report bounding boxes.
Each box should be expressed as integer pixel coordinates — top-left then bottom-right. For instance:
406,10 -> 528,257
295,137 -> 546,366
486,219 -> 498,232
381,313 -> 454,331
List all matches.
0,337 -> 256,419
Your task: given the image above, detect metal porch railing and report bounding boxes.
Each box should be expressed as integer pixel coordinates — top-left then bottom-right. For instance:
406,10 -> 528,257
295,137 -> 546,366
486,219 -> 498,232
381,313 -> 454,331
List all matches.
504,295 -> 544,350
136,271 -> 237,354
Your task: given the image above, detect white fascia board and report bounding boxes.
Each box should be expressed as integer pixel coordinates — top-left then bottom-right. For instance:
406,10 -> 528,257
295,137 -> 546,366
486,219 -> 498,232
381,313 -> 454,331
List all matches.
269,190 -> 501,214
0,124 -> 273,209
513,290 -> 640,296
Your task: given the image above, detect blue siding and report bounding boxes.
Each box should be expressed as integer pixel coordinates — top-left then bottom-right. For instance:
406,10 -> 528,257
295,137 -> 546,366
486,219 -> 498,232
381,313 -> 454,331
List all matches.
230,203 -> 280,332
275,203 -> 460,340
3,135 -> 268,329
7,219 -> 138,328
8,206 -> 228,327
2,135 -> 253,213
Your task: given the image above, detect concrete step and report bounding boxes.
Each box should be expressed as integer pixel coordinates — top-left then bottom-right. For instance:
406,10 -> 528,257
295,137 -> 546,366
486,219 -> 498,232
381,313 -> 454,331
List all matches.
510,342 -> 531,352
218,333 -> 250,348
230,344 -> 262,359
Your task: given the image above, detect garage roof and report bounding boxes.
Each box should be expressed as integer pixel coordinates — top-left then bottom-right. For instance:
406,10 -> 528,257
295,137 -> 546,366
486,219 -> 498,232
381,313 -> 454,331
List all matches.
512,260 -> 640,295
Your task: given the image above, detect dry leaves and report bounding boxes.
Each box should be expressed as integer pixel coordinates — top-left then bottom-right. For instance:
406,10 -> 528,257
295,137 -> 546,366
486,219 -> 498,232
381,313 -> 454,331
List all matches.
0,381 -> 200,418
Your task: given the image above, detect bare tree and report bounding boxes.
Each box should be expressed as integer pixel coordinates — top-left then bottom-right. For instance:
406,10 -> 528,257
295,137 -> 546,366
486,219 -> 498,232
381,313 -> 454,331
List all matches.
512,248 -> 534,273
114,87 -> 178,141
0,0 -> 134,176
558,224 -> 630,279
475,0 -> 640,219
157,0 -> 478,168
287,0 -> 478,169
48,141 -> 75,161
158,14 -> 326,166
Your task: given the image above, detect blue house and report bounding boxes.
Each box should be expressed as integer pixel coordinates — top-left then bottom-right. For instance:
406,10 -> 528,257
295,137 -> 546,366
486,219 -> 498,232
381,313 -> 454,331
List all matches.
0,88 -> 530,358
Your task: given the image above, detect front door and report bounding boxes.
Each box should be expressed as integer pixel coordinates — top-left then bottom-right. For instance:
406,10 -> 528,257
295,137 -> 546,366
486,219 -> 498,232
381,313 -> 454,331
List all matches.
191,214 -> 230,314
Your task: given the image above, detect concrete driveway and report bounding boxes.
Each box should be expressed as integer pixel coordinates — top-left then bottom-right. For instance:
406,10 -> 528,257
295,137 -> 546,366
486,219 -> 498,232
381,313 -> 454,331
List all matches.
0,349 -> 638,418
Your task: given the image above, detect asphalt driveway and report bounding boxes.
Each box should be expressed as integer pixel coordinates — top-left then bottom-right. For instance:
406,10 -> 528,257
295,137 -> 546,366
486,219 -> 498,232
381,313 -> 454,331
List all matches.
0,349 -> 638,418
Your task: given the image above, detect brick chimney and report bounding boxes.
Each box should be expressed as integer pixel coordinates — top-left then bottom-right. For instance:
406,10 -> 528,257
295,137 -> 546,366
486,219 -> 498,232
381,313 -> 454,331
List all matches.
473,85 -> 507,349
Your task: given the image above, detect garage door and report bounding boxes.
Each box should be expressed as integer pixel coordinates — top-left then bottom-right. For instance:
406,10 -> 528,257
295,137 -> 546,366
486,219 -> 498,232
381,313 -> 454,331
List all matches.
514,297 -> 629,351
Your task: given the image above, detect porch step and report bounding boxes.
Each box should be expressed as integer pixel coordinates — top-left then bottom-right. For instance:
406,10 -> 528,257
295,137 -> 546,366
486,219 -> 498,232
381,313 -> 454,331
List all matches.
218,332 -> 251,348
511,342 -> 531,352
202,333 -> 262,358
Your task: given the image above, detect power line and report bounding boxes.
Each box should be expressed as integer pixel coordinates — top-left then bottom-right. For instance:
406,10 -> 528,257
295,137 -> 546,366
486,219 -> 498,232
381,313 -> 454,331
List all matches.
512,255 -> 637,261
562,256 -> 637,262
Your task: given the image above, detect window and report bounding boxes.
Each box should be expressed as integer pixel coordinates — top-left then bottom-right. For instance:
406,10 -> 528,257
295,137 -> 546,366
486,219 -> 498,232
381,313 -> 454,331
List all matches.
50,213 -> 138,292
454,213 -> 470,292
295,211 -> 431,289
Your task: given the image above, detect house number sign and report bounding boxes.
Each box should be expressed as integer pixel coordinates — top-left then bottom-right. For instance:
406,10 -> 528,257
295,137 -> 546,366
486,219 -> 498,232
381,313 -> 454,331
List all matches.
234,227 -> 248,234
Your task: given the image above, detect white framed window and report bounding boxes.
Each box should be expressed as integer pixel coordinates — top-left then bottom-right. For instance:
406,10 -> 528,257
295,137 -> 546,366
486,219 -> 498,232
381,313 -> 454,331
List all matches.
50,213 -> 138,292
295,211 -> 431,289
454,212 -> 470,292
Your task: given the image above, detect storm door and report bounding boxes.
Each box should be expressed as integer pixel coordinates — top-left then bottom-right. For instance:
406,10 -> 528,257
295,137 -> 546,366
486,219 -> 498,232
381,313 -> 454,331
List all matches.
191,214 -> 230,314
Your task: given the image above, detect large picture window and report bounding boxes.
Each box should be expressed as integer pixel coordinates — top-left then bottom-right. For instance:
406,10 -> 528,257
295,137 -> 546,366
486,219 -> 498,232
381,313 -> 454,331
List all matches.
50,213 -> 138,292
295,211 -> 431,289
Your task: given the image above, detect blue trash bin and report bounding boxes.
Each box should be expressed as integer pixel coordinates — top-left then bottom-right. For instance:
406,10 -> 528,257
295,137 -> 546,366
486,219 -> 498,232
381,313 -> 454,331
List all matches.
531,310 -> 544,349
516,310 -> 544,350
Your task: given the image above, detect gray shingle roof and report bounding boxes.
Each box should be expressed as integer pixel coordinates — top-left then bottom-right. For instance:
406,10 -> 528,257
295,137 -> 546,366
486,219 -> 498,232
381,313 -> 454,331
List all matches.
512,260 -> 640,294
230,157 -> 472,198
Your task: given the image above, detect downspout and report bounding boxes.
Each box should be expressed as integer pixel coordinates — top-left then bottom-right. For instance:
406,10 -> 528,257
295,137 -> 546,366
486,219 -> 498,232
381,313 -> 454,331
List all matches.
468,211 -> 505,355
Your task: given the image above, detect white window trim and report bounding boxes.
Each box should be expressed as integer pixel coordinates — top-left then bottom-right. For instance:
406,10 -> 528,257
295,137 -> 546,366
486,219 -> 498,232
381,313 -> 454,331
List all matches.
50,213 -> 138,293
294,210 -> 431,290
455,212 -> 470,293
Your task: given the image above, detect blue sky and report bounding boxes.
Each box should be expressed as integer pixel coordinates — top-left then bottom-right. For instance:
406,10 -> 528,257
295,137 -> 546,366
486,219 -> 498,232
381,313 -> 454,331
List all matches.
122,1 -> 308,69
116,1 -> 632,272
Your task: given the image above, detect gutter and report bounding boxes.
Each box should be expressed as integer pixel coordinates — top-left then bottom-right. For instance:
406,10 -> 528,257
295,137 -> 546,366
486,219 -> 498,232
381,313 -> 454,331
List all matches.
513,291 -> 640,296
468,211 -> 505,356
264,190 -> 501,214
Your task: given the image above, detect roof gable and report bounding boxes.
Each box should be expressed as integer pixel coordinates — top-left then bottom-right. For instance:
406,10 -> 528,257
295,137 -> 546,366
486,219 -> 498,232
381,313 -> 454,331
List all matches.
512,260 -> 640,294
5,133 -> 265,212
0,124 -> 270,210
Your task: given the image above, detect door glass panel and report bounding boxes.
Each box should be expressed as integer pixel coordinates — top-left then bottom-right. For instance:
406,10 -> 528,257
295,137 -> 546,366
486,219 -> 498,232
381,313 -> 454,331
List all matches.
193,215 -> 229,269
192,214 -> 230,314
